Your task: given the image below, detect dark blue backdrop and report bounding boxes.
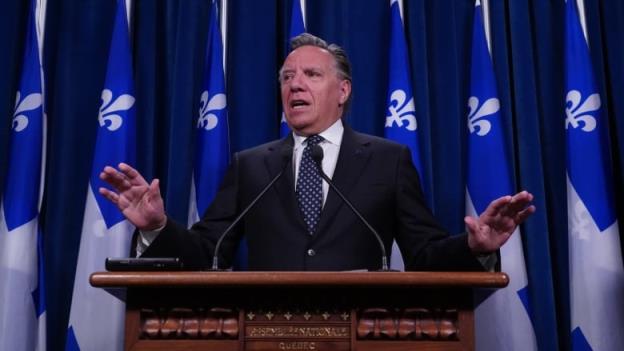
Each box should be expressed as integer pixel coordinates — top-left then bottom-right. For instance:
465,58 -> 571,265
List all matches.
2,0 -> 624,350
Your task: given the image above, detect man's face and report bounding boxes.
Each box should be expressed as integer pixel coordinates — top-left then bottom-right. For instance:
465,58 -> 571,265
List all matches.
280,46 -> 351,136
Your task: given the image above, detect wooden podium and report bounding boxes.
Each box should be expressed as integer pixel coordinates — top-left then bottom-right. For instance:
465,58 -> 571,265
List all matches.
90,271 -> 507,351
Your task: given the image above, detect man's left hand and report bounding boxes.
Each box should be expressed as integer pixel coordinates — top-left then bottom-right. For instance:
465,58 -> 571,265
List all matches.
465,191 -> 535,254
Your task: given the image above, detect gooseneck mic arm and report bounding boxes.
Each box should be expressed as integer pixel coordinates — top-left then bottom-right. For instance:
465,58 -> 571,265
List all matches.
211,146 -> 293,270
310,145 -> 390,271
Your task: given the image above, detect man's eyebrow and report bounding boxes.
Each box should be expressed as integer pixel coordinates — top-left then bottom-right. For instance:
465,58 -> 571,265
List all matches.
279,66 -> 325,77
302,64 -> 323,70
278,68 -> 293,78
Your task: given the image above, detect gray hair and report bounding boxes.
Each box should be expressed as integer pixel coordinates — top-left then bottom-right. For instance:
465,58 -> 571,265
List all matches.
281,33 -> 353,113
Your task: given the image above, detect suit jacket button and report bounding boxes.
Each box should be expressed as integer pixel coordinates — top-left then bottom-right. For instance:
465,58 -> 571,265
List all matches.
307,249 -> 316,257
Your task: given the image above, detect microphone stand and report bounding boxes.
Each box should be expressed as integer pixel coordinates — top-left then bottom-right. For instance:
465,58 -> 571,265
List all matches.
211,147 -> 292,270
311,145 -> 391,271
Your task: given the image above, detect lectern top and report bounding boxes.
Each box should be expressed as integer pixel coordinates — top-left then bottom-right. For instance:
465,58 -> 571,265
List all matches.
90,271 -> 508,288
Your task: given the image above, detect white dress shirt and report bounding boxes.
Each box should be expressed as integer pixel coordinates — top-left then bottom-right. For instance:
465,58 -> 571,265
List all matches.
292,119 -> 343,206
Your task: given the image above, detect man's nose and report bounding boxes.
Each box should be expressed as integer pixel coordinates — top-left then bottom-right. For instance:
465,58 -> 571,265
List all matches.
289,73 -> 305,91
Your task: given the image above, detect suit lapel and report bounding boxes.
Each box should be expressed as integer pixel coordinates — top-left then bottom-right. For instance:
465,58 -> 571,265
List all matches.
264,135 -> 308,231
315,126 -> 372,237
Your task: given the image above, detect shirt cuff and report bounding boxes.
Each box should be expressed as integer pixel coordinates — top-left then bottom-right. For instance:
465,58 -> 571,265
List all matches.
135,224 -> 165,257
476,252 -> 498,272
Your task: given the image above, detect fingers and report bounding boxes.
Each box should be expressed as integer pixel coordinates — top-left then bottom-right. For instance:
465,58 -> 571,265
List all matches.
149,179 -> 161,197
482,195 -> 512,218
146,179 -> 167,229
468,192 -> 534,254
99,187 -> 119,206
464,216 -> 480,235
514,204 -> 536,224
484,191 -> 535,219
147,179 -> 164,205
99,163 -> 148,193
100,165 -> 130,192
118,162 -> 148,185
505,191 -> 534,215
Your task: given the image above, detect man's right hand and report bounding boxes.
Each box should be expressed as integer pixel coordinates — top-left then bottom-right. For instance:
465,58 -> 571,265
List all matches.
99,163 -> 167,231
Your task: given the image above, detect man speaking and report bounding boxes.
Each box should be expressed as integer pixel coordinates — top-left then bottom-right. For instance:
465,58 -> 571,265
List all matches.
99,33 -> 535,271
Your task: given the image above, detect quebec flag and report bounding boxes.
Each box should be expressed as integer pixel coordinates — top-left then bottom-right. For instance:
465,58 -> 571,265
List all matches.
467,1 -> 537,350
565,1 -> 624,350
66,1 -> 136,350
280,0 -> 306,137
0,0 -> 47,349
188,0 -> 230,225
385,0 -> 422,271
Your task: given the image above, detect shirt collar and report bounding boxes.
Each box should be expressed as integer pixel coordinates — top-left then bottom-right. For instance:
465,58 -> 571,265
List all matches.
292,119 -> 344,148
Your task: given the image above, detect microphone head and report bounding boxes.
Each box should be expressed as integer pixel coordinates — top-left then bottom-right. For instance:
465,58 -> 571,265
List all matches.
311,145 -> 324,165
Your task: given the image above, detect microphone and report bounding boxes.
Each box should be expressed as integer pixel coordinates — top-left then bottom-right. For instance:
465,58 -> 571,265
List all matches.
211,146 -> 292,270
310,145 -> 390,271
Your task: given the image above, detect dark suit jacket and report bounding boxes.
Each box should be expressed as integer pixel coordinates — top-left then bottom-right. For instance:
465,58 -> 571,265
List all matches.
142,126 -> 485,271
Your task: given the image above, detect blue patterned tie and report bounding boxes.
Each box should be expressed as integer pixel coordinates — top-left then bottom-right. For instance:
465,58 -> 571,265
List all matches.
296,135 -> 324,235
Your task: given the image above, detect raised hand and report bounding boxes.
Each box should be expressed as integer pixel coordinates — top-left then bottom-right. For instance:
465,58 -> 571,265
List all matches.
465,191 -> 535,254
99,163 -> 167,231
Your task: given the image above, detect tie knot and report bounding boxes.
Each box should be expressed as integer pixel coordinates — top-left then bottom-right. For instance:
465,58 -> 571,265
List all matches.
306,135 -> 324,147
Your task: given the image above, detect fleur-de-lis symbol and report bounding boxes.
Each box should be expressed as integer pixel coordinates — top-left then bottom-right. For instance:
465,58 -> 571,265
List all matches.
12,91 -> 42,132
98,89 -> 134,132
385,89 -> 417,131
467,96 -> 499,136
197,91 -> 226,131
565,90 -> 599,132
569,196 -> 592,241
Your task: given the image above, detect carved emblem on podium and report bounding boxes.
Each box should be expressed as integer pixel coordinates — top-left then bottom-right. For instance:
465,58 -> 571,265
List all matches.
140,307 -> 239,339
356,307 -> 459,340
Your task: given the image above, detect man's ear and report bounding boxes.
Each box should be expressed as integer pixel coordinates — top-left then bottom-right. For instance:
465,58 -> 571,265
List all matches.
339,80 -> 352,105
